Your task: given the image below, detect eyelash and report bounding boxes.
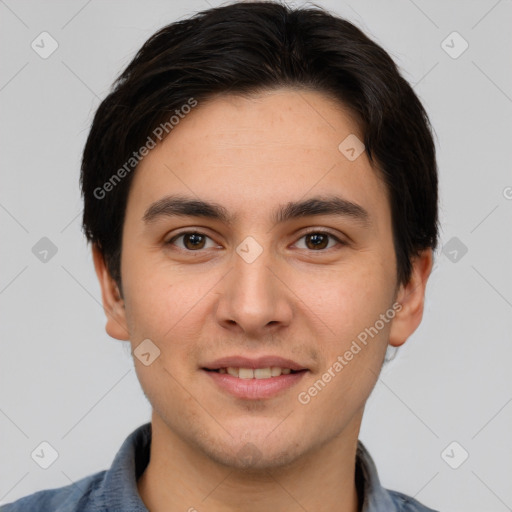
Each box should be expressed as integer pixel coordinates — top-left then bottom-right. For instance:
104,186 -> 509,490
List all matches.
165,229 -> 347,252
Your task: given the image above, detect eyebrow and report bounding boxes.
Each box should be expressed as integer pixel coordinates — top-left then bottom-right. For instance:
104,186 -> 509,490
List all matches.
142,194 -> 371,228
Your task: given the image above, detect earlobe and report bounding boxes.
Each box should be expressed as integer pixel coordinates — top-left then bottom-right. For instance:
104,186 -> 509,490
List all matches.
92,244 -> 130,341
388,248 -> 434,348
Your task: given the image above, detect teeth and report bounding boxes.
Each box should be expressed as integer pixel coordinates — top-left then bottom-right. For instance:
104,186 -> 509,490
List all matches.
220,367 -> 296,378
271,367 -> 282,377
227,367 -> 239,377
239,368 -> 254,379
254,368 -> 271,379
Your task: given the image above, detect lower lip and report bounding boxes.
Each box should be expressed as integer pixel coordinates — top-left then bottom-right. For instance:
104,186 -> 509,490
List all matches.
202,369 -> 308,400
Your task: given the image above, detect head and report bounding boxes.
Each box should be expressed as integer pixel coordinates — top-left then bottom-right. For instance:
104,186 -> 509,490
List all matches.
82,1 -> 438,469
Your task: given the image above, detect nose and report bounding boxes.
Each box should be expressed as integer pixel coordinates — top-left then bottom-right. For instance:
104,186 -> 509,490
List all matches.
214,247 -> 293,338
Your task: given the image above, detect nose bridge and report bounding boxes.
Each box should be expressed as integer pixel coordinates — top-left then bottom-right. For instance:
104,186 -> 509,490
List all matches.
233,243 -> 277,308
216,240 -> 291,333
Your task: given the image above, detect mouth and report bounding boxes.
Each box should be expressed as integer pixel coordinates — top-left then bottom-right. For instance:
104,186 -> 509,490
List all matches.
201,356 -> 309,400
203,367 -> 306,378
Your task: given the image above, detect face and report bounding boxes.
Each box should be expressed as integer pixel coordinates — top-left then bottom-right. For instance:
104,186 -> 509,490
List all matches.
95,88 -> 431,470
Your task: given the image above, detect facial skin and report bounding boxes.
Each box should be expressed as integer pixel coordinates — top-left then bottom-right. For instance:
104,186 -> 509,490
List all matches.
93,88 -> 433,512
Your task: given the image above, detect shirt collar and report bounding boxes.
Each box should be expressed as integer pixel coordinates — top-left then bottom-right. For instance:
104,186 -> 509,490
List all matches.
96,422 -> 400,512
356,440 -> 402,511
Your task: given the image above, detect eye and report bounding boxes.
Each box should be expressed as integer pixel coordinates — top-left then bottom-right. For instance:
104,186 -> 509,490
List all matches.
165,230 -> 346,252
294,230 -> 346,251
166,231 -> 218,251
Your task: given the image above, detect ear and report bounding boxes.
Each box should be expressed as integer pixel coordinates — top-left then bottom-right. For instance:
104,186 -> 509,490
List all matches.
388,248 -> 434,347
92,244 -> 130,341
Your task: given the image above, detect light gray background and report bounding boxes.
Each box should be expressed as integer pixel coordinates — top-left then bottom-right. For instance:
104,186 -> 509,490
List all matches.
1,1 -> 511,510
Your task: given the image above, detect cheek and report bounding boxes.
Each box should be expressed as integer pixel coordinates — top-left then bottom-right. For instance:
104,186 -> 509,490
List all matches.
301,259 -> 394,345
122,255 -> 180,326
122,258 -> 218,362
295,261 -> 394,409
297,295 -> 389,425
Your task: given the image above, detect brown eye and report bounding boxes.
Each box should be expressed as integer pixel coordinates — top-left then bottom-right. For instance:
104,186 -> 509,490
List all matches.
166,232 -> 216,251
295,231 -> 345,251
305,233 -> 329,250
183,233 -> 206,250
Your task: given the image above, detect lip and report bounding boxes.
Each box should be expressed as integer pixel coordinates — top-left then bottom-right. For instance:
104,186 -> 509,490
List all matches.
202,356 -> 307,372
203,368 -> 308,400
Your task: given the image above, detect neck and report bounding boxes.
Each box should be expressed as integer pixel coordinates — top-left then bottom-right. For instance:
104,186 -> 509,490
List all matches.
138,412 -> 363,512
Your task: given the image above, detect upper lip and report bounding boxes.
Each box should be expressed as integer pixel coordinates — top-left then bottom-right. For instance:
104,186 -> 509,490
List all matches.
202,356 -> 308,371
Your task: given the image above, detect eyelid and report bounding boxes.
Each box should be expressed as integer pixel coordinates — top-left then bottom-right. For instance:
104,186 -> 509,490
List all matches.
298,227 -> 346,240
166,229 -> 220,249
294,228 -> 348,249
165,228 -> 348,251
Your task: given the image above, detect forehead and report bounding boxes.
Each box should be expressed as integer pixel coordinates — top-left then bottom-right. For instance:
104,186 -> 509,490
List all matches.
125,88 -> 390,227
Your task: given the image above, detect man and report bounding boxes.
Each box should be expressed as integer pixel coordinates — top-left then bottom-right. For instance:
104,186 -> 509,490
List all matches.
2,1 -> 440,511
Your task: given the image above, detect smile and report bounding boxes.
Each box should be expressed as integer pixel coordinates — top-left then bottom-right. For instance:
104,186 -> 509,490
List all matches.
206,367 -> 299,378
202,367 -> 308,399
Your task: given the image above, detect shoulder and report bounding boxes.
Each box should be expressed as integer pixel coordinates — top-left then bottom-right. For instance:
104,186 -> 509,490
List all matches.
0,471 -> 106,512
1,422 -> 151,512
355,440 -> 439,512
387,489 -> 440,512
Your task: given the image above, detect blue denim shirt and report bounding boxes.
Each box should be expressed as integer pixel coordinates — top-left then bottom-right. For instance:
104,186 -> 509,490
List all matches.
1,422 -> 439,511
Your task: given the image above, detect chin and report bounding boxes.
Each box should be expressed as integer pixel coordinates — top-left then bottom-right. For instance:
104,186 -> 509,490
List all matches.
211,443 -> 303,471
198,428 -> 306,471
